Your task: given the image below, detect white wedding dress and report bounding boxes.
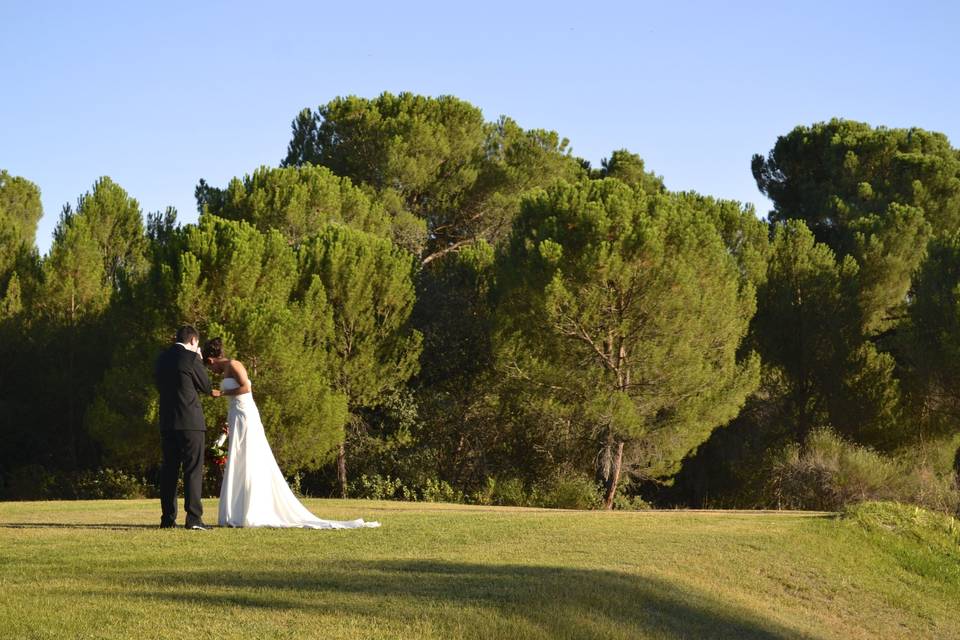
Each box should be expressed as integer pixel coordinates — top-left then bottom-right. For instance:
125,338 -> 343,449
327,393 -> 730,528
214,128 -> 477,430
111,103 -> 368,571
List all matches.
218,377 -> 380,529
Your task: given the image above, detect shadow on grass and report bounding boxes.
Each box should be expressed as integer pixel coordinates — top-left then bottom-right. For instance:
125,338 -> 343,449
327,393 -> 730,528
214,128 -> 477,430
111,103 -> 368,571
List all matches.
113,560 -> 808,639
0,522 -> 159,530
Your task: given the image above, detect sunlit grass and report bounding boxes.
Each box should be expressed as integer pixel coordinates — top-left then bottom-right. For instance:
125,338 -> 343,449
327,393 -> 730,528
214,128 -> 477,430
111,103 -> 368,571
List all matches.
1,499 -> 958,639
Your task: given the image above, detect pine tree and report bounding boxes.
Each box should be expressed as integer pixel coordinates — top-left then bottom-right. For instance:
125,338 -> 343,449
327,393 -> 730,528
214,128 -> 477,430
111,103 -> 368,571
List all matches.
177,215 -> 349,471
0,170 -> 42,282
753,220 -> 901,445
196,164 -> 392,247
752,119 -> 951,334
496,178 -> 759,506
68,177 -> 148,294
280,94 -> 582,264
281,108 -> 321,168
297,223 -> 422,495
38,211 -> 112,469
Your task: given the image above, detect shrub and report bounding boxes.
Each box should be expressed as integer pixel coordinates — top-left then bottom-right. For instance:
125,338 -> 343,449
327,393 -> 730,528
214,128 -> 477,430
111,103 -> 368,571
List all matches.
349,474 -> 464,502
288,472 -> 306,498
613,492 -> 653,511
769,428 -> 888,510
72,468 -> 147,499
769,428 -> 960,513
489,477 -> 528,506
536,475 -> 601,510
421,478 -> 462,503
351,474 -> 409,500
350,474 -> 415,501
2,465 -> 59,500
469,477 -> 499,506
481,474 -> 605,509
894,464 -> 960,515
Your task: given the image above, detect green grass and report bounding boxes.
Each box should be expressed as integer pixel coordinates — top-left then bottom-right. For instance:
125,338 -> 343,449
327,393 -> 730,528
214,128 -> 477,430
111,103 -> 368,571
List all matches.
1,499 -> 958,639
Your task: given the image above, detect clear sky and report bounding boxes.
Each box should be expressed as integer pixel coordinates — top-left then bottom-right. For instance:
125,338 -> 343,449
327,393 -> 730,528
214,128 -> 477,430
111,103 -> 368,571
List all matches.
3,1 -> 958,255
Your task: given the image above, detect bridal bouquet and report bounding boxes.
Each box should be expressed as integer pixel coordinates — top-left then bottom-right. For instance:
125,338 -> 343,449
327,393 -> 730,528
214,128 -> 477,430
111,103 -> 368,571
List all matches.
208,423 -> 228,468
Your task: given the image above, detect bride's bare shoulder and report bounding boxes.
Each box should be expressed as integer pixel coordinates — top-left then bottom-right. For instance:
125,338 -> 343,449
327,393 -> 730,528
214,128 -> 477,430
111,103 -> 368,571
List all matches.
227,358 -> 249,381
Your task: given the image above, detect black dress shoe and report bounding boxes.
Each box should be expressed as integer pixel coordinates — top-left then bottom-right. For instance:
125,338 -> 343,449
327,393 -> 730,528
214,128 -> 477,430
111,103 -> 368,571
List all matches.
186,522 -> 213,531
159,523 -> 177,529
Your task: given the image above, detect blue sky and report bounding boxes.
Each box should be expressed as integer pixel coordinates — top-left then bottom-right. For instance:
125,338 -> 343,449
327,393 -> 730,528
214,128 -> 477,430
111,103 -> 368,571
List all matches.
3,1 -> 958,255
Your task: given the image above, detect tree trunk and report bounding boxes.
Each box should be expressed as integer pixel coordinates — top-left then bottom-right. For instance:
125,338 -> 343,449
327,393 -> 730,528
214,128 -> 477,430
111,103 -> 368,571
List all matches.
954,446 -> 960,517
67,299 -> 78,471
336,442 -> 348,498
602,441 -> 624,510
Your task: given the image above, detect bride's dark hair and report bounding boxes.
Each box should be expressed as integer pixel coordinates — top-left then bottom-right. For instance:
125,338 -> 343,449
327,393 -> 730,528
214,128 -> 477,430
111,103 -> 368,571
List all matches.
201,337 -> 224,360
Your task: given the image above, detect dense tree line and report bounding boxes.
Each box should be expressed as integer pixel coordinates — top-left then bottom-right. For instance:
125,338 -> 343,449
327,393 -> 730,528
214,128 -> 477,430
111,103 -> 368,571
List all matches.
2,96 -> 959,511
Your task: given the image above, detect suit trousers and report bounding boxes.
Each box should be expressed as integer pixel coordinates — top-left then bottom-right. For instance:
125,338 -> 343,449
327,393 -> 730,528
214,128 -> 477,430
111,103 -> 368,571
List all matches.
160,430 -> 205,526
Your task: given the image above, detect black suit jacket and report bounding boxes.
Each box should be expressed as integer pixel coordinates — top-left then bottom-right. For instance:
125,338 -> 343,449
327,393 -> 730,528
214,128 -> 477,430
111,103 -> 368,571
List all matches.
155,344 -> 213,431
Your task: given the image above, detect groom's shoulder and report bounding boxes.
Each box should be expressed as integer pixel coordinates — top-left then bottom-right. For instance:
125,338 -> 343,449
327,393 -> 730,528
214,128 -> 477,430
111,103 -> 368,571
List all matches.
157,344 -> 190,366
174,346 -> 201,368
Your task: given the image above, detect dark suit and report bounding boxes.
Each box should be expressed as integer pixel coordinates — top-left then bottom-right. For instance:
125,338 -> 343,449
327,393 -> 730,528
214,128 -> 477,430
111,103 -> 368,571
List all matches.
155,343 -> 213,526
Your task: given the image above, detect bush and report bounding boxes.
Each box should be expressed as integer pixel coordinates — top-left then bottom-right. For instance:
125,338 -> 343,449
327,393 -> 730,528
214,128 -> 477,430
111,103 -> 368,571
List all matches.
769,428 -> 960,513
421,478 -> 463,503
894,464 -> 960,515
201,468 -> 222,499
468,477 -> 498,506
1,466 -> 152,500
72,468 -> 147,499
350,474 -> 464,503
350,474 -> 423,501
488,477 -> 529,506
288,472 -> 305,498
536,475 -> 601,510
483,474 -> 603,509
2,465 -> 59,500
613,492 -> 653,511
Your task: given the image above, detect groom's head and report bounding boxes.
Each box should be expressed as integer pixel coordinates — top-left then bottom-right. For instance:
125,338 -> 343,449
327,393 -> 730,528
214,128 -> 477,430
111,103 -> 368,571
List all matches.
176,325 -> 200,349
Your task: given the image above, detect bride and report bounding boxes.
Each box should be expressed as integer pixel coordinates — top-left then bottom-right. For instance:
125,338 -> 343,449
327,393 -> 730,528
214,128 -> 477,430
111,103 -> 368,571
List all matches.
201,338 -> 379,529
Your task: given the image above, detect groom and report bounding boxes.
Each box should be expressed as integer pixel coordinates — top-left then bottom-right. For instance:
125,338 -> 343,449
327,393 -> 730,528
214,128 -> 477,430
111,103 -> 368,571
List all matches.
155,325 -> 221,530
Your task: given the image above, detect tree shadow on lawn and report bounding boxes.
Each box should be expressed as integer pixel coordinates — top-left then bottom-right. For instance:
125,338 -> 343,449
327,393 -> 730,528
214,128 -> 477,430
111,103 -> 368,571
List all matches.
117,560 -> 809,639
0,523 -> 158,530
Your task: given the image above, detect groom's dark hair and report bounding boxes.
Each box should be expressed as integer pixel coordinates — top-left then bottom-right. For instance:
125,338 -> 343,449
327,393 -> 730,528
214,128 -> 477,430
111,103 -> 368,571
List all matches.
176,325 -> 199,344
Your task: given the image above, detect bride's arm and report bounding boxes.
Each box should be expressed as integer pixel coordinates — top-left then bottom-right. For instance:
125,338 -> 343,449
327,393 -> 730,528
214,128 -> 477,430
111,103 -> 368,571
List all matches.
220,360 -> 252,396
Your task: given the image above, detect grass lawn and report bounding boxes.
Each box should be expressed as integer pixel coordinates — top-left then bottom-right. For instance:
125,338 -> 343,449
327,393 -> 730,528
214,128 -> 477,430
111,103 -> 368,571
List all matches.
1,499 -> 958,639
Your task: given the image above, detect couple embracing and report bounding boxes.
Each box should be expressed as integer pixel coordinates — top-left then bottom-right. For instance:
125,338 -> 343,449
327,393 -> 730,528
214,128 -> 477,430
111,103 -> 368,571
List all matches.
155,325 -> 380,530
